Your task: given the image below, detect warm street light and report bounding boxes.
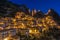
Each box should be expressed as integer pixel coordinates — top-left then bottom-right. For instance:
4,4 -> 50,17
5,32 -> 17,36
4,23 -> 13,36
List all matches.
4,38 -> 8,40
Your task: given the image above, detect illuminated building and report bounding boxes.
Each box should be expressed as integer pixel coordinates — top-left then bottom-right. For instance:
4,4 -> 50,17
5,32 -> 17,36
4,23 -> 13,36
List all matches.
0,29 -> 16,40
0,0 -> 60,40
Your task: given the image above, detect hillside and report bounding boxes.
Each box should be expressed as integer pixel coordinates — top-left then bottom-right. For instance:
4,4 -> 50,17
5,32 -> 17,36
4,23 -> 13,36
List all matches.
0,0 -> 60,40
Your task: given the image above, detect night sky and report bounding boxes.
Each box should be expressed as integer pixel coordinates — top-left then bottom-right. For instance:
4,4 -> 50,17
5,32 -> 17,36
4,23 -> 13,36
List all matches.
8,0 -> 60,15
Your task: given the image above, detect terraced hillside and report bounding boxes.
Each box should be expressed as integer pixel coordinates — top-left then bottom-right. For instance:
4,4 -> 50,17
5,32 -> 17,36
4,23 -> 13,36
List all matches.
0,0 -> 60,40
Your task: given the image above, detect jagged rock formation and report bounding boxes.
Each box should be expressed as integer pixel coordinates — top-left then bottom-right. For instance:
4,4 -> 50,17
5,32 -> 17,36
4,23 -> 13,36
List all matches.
0,0 -> 60,40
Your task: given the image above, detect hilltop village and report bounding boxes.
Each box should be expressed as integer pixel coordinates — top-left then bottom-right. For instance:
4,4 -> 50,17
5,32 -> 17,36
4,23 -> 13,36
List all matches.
0,0 -> 60,40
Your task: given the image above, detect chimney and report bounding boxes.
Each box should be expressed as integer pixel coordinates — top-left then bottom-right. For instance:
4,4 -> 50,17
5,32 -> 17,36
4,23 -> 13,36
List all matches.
32,9 -> 37,16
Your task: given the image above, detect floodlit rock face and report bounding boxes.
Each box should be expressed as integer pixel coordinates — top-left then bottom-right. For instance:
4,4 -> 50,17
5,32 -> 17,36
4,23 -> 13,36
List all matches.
0,0 -> 60,40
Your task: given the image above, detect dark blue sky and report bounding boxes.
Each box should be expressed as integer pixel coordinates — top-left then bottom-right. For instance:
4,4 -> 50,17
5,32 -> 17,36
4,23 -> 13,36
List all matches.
8,0 -> 60,15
